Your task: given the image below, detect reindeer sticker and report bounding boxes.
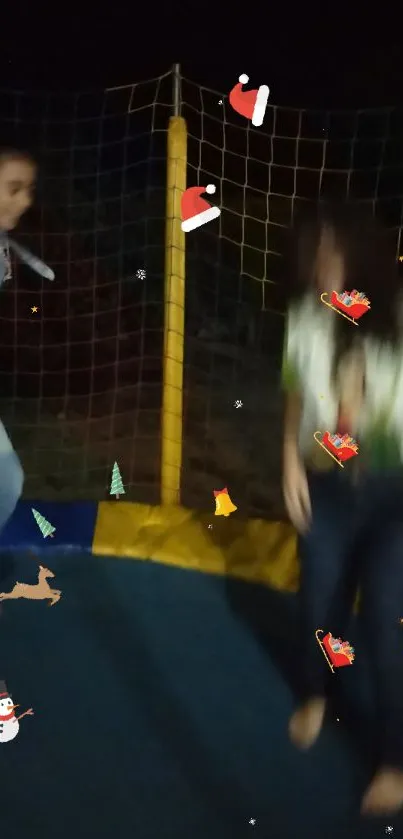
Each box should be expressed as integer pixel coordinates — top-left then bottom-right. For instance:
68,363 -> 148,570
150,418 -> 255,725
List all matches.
0,565 -> 61,607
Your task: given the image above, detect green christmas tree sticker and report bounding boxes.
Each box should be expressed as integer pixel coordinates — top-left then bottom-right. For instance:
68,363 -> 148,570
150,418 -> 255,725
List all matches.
110,461 -> 125,499
32,508 -> 56,538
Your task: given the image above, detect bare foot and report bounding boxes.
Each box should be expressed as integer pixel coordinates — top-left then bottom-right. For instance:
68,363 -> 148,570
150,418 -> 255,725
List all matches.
361,767 -> 403,815
288,697 -> 326,750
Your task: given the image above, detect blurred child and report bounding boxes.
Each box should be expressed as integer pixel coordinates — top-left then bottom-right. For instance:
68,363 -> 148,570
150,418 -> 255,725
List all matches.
282,201 -> 403,815
0,149 -> 53,553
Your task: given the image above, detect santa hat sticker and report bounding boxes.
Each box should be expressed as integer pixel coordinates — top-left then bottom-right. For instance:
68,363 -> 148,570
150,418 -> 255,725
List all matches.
229,74 -> 270,127
181,184 -> 221,233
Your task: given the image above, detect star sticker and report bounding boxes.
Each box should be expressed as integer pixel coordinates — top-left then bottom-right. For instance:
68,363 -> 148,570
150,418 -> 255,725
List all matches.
249,818 -> 256,826
31,306 -> 39,313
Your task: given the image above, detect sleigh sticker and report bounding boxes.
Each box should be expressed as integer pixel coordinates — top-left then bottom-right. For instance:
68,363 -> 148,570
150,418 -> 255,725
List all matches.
315,629 -> 355,672
320,290 -> 371,325
313,430 -> 359,468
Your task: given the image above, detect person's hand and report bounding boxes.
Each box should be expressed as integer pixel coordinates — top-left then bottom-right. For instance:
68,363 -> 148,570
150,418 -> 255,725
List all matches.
283,445 -> 312,534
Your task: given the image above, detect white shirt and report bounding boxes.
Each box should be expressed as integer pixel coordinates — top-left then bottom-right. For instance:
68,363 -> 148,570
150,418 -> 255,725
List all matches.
283,295 -> 403,462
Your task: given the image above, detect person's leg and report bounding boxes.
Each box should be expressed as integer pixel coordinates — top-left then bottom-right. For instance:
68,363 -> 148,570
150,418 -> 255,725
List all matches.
0,448 -> 24,528
358,472 -> 403,814
0,445 -> 24,583
289,469 -> 361,749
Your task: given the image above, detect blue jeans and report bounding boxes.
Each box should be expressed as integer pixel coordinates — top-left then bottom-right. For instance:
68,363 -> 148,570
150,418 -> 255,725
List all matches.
298,468 -> 403,768
0,447 -> 24,537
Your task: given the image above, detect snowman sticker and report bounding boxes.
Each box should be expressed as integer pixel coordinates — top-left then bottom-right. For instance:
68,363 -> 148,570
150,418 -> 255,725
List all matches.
0,680 -> 34,742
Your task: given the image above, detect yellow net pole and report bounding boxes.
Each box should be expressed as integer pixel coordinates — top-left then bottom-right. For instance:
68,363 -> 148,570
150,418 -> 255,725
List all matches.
161,68 -> 187,505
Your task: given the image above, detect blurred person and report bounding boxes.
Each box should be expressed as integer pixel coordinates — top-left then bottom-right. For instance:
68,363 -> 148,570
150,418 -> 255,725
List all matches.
0,149 -> 54,564
282,201 -> 403,815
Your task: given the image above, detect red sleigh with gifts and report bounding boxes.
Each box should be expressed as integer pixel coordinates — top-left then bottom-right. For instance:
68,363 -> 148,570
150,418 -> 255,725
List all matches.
320,289 -> 371,325
313,430 -> 359,468
315,629 -> 355,672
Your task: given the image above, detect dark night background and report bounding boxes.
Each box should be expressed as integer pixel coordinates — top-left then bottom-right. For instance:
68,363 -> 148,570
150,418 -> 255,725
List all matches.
1,6 -> 402,107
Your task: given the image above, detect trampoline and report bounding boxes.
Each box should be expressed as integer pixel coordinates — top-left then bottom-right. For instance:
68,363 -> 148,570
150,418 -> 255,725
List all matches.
1,530 -> 401,838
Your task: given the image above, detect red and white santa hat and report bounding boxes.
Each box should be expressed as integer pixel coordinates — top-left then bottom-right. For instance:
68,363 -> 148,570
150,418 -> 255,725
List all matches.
181,185 -> 221,232
229,75 -> 270,127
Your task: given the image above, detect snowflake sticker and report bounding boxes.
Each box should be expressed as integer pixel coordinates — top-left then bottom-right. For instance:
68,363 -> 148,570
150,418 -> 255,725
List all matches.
135,268 -> 146,281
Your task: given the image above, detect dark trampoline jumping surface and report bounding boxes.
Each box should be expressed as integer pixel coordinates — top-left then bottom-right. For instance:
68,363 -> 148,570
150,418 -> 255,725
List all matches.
0,544 -> 399,839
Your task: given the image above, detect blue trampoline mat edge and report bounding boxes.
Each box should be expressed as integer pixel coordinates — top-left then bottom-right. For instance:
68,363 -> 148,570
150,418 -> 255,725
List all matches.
0,500 -> 300,593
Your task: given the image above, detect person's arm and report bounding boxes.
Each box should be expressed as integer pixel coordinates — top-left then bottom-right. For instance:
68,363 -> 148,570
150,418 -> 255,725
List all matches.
281,314 -> 303,459
283,391 -> 302,457
281,309 -> 312,532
